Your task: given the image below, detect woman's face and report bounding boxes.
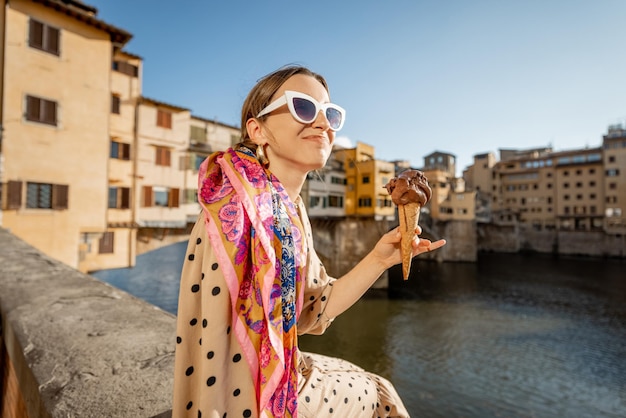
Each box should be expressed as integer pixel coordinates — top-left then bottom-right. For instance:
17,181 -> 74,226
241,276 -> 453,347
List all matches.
258,74 -> 336,175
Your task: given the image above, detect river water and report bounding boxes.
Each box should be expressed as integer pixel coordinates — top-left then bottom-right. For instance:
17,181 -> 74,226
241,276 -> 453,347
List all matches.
92,243 -> 626,417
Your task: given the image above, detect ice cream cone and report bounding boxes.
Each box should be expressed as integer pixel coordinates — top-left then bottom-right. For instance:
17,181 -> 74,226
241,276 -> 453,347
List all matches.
398,202 -> 421,280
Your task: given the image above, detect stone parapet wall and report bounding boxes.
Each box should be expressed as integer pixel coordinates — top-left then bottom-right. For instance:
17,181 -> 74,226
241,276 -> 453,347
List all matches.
0,228 -> 175,417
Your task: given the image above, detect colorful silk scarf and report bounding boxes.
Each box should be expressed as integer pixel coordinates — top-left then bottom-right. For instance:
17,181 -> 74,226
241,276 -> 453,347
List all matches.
198,147 -> 306,417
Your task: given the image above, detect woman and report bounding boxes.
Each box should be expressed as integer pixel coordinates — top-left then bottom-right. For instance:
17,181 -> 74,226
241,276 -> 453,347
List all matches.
172,65 -> 446,418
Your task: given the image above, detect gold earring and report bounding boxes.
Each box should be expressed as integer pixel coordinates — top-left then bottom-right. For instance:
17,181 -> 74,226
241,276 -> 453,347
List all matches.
256,144 -> 269,168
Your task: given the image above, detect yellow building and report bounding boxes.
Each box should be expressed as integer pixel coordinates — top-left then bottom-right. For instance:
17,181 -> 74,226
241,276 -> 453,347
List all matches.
0,0 -> 131,271
0,0 -> 244,272
424,168 -> 476,221
603,125 -> 626,233
79,50 -> 143,272
337,142 -> 395,220
488,146 -> 606,231
421,151 -> 476,221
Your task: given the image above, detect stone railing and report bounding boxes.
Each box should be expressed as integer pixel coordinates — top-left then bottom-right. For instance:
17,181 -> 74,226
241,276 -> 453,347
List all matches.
0,228 -> 175,417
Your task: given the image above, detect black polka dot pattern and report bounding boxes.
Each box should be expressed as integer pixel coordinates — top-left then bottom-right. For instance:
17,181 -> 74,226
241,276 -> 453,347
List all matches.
296,352 -> 407,417
173,215 -> 407,417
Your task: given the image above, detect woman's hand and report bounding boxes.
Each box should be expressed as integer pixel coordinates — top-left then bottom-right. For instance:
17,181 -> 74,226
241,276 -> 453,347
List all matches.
371,226 -> 446,270
325,226 -> 446,319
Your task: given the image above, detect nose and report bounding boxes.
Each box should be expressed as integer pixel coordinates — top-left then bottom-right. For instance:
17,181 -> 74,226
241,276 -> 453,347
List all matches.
312,110 -> 331,131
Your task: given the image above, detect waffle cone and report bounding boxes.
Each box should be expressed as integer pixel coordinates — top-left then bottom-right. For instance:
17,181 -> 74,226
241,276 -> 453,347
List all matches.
398,203 -> 421,279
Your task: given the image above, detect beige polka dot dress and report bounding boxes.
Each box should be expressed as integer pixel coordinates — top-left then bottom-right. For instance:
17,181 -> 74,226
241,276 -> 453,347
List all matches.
173,200 -> 410,417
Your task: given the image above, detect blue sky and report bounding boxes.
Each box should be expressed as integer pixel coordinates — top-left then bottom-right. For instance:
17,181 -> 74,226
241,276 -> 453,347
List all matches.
90,0 -> 626,176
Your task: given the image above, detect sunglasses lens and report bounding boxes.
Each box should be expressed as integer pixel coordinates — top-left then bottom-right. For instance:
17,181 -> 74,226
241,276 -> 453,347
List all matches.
292,97 -> 317,122
326,108 -> 343,130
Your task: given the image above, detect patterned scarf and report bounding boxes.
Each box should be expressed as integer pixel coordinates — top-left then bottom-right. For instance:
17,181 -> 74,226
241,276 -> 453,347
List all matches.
198,147 -> 306,417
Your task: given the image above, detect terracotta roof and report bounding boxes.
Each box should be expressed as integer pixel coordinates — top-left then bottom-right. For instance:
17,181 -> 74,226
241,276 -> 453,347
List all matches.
140,97 -> 190,112
32,0 -> 132,45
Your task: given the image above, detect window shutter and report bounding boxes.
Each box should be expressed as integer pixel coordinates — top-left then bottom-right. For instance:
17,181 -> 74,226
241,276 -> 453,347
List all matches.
121,187 -> 130,209
52,184 -> 69,209
26,96 -> 41,121
179,154 -> 189,170
47,26 -> 60,55
111,95 -> 121,114
121,143 -> 131,160
142,186 -> 152,207
29,19 -> 44,49
98,232 -> 114,254
7,181 -> 22,210
165,149 -> 171,166
43,99 -> 57,125
169,188 -> 180,208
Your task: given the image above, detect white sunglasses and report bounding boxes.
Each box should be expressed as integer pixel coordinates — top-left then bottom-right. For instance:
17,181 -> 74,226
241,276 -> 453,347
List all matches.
256,90 -> 346,131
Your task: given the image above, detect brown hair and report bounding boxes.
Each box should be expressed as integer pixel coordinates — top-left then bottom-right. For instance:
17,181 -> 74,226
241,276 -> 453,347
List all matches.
237,65 -> 329,148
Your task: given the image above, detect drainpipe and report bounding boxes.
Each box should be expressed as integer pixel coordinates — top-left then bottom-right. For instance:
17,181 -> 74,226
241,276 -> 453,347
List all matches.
0,0 -> 7,225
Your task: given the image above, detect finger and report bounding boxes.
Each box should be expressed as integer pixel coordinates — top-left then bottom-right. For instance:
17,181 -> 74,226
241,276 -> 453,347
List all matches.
412,238 -> 446,253
429,239 -> 447,251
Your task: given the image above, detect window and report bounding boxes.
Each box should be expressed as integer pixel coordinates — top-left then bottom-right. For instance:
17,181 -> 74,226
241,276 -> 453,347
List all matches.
26,182 -> 68,209
190,125 -> 207,142
358,197 -> 372,207
26,95 -> 57,126
194,154 -> 205,171
157,110 -> 172,129
142,186 -> 179,208
331,176 -> 346,185
606,169 -> 620,177
111,94 -> 121,114
154,187 -> 169,207
108,187 -> 130,209
29,19 -> 60,56
112,61 -> 138,77
328,196 -> 343,208
155,147 -> 171,166
99,232 -> 114,254
310,196 -> 321,207
110,141 -> 131,160
183,188 -> 198,204
362,175 -> 370,184
608,156 -> 616,163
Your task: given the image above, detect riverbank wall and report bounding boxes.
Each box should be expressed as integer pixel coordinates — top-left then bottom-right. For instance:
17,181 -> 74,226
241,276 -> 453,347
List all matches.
0,228 -> 175,417
478,222 -> 626,257
310,217 -> 477,285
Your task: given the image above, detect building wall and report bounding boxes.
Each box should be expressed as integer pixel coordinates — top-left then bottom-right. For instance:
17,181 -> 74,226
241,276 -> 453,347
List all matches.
603,128 -> 626,232
554,153 -> 604,230
2,0 -> 113,268
135,102 -> 190,226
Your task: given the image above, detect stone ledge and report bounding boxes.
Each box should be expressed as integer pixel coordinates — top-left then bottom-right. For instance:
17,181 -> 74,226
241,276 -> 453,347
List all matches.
0,228 -> 175,417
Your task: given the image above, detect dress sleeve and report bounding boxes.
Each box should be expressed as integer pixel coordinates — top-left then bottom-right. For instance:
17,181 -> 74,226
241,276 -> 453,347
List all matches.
296,198 -> 337,336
